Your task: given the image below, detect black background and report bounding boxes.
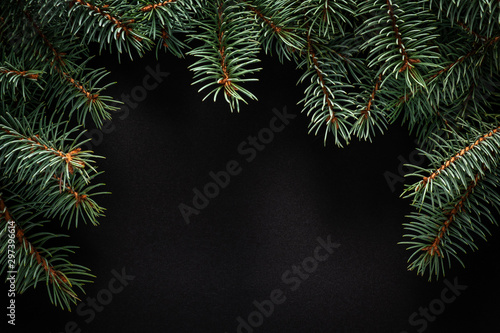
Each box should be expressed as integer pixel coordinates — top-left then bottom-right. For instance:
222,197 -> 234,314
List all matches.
6,47 -> 500,333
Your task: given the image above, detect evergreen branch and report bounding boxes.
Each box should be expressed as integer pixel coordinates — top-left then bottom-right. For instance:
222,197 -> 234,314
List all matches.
430,0 -> 500,39
243,0 -> 305,62
67,0 -> 150,57
43,65 -> 117,127
457,20 -> 488,43
360,73 -> 382,120
0,112 -> 100,189
12,226 -> 70,288
401,163 -> 500,280
403,121 -> 500,212
69,0 -> 142,42
20,6 -> 114,125
138,0 -> 193,58
394,33 -> 500,125
23,9 -> 67,67
60,71 -> 99,102
385,0 -> 417,73
0,200 -> 66,284
0,129 -> 85,175
187,0 -> 261,112
1,207 -> 62,286
0,195 -> 93,310
0,62 -> 43,101
419,125 -> 500,188
299,33 -> 354,146
17,5 -> 117,126
303,0 -> 355,38
52,174 -> 89,209
351,72 -> 390,141
397,71 -> 499,150
6,170 -> 107,228
247,5 -> 282,34
307,33 -> 335,123
358,0 -> 439,91
427,43 -> 483,81
421,169 -> 483,258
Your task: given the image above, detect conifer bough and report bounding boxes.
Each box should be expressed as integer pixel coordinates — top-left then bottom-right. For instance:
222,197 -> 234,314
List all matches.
1,0 -> 500,310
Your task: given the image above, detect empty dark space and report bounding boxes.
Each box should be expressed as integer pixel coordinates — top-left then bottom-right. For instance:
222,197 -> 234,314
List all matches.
9,47 -> 500,333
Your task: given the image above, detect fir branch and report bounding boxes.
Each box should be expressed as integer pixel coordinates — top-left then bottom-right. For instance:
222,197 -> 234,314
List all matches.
0,62 -> 43,101
307,33 -> 336,125
0,129 -> 85,175
385,0 -> 417,73
393,32 -> 500,129
138,0 -> 192,58
243,0 -> 305,62
52,174 -> 89,209
0,195 -> 93,310
6,170 -> 107,228
402,162 -> 500,280
358,0 -> 438,92
298,33 -> 355,146
0,197 -> 70,287
22,9 -> 66,66
419,125 -> 500,188
49,65 -> 116,127
187,0 -> 261,112
421,169 -> 483,258
247,5 -> 282,34
59,71 -> 99,103
403,121 -> 500,214
0,112 -> 100,189
430,0 -> 500,39
425,22 -> 500,82
457,20 -> 488,43
360,73 -> 382,120
19,6 -> 113,126
351,71 -> 394,141
427,43 -> 483,81
67,0 -> 150,57
12,229 -> 70,287
303,0 -> 355,38
69,0 -> 142,42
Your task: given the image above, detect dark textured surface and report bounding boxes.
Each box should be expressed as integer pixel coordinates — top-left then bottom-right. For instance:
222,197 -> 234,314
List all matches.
7,50 -> 500,333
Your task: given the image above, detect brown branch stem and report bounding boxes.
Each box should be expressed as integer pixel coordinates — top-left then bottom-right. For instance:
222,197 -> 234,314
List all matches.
141,0 -> 177,12
0,197 -> 69,285
70,0 -> 142,41
420,126 -> 500,187
0,129 -> 84,174
306,34 -> 338,128
248,5 -> 282,33
422,170 -> 483,257
361,74 -> 382,119
0,68 -> 39,80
